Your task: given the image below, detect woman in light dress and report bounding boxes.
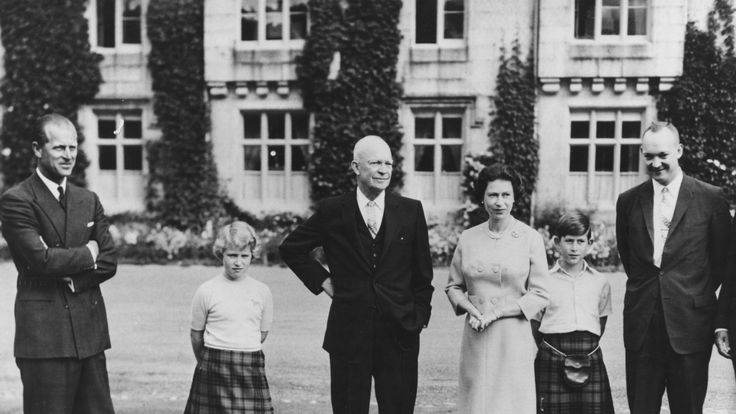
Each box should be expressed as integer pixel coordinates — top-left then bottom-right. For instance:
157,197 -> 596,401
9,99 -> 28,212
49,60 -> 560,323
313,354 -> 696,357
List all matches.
446,163 -> 549,413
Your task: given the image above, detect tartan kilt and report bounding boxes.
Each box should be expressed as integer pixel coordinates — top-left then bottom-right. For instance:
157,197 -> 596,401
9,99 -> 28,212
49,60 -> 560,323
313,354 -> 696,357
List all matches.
184,347 -> 274,414
534,331 -> 614,414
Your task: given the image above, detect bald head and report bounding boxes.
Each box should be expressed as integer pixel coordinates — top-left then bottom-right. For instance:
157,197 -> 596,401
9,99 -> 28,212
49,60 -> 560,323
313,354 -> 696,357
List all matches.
36,114 -> 77,145
351,135 -> 393,199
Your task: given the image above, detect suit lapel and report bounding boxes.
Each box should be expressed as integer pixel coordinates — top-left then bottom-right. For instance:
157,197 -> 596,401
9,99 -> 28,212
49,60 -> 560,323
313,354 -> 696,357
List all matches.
342,192 -> 371,270
30,173 -> 66,244
666,175 -> 693,238
638,180 -> 654,245
65,185 -> 87,246
379,194 -> 401,262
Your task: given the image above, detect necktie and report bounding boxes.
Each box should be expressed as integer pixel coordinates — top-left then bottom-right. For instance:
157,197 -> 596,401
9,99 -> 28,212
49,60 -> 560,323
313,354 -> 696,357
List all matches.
366,201 -> 378,238
654,186 -> 673,267
57,185 -> 66,209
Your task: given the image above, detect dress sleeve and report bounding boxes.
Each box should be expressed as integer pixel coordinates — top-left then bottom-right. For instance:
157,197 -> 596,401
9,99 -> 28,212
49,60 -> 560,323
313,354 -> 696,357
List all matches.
190,284 -> 208,331
445,235 -> 468,316
517,231 -> 549,320
261,284 -> 274,332
599,278 -> 613,317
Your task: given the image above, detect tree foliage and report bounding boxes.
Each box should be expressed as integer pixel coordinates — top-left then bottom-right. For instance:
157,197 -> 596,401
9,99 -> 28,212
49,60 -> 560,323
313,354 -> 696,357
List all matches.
296,0 -> 404,201
488,40 -> 538,223
146,0 -> 226,229
657,1 -> 736,203
0,0 -> 102,189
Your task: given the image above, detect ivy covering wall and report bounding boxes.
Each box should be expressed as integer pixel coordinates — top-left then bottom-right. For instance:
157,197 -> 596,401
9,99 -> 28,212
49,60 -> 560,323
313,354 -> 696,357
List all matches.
296,0 -> 404,201
0,0 -> 102,188
146,0 -> 226,229
657,0 -> 736,203
488,41 -> 538,223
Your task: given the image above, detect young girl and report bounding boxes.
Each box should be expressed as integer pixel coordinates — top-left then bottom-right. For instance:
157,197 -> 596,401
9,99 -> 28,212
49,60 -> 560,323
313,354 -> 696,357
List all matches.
532,211 -> 614,414
184,221 -> 274,413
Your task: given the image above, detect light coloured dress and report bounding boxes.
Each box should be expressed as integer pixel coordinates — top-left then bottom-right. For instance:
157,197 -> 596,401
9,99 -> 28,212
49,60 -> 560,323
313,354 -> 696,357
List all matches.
446,219 -> 549,414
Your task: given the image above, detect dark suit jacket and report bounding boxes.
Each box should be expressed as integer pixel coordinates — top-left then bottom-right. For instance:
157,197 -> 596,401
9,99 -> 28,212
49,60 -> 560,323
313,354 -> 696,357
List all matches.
616,175 -> 731,354
279,191 -> 434,359
0,172 -> 117,359
715,217 -> 736,339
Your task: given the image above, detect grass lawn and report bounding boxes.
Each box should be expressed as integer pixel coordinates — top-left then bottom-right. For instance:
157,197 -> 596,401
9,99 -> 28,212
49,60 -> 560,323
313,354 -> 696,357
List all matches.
0,261 -> 734,413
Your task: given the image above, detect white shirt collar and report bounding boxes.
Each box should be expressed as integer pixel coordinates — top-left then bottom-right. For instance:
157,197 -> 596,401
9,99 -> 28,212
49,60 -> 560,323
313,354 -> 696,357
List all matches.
356,189 -> 385,210
36,168 -> 67,201
652,169 -> 683,197
550,259 -> 591,279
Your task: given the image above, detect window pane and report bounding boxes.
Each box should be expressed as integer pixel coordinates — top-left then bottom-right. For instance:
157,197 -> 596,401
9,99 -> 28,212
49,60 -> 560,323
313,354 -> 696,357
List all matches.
123,145 -> 142,170
266,0 -> 284,40
595,145 -> 614,171
620,144 -> 640,172
267,145 -> 285,170
628,7 -> 647,35
97,0 -> 116,47
415,117 -> 435,138
415,0 -> 437,44
124,119 -> 142,138
443,1 -> 464,39
596,121 -> 615,139
291,112 -> 309,139
241,0 -> 258,41
442,117 -> 462,138
602,0 -> 621,35
441,145 -> 461,172
621,121 -> 641,139
290,0 -> 308,40
569,146 -> 588,172
267,113 -> 285,139
415,145 -> 434,172
575,0 -> 595,39
243,146 -> 261,170
243,113 -> 261,139
99,146 -> 117,170
571,121 -> 589,139
98,119 -> 116,139
292,145 -> 308,171
122,0 -> 141,44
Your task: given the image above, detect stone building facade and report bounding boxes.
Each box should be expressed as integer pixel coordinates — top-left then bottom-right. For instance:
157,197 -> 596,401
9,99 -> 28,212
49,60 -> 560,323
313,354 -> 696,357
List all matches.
0,0 -> 716,216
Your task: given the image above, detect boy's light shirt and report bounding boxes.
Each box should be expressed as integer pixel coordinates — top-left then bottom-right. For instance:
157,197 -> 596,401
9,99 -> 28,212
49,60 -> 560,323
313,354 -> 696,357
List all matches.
533,260 -> 612,336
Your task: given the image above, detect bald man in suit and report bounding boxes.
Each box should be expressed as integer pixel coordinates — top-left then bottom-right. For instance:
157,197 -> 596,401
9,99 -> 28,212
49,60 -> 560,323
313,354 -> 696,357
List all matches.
0,114 -> 117,414
280,135 -> 434,414
616,122 -> 731,414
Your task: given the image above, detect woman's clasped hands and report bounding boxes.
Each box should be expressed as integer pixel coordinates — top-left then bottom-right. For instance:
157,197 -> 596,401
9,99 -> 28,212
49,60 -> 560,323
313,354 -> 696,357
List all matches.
468,308 -> 502,332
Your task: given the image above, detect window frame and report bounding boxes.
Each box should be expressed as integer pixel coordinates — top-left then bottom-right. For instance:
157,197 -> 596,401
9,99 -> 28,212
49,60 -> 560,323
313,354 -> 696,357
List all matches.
573,0 -> 649,41
413,0 -> 467,46
568,109 -> 644,205
240,110 -> 312,203
238,0 -> 309,46
407,106 -> 466,205
96,110 -> 145,174
89,0 -> 144,52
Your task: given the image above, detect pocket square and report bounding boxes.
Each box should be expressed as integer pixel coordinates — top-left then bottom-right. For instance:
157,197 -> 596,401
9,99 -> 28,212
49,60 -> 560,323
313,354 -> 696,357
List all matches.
86,221 -> 94,228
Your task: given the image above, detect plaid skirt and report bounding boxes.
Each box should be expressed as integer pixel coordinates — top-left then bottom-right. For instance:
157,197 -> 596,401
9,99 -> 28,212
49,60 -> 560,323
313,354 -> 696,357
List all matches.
534,331 -> 614,414
184,347 -> 274,414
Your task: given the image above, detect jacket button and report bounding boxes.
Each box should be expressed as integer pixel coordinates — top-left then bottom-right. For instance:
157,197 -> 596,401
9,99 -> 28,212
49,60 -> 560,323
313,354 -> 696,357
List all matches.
659,271 -> 664,277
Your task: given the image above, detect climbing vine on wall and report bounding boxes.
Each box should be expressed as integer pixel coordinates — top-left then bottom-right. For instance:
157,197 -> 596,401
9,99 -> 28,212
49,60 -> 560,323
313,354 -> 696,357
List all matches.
296,0 -> 404,201
487,40 -> 538,223
0,0 -> 102,188
147,0 -> 226,229
657,0 -> 736,203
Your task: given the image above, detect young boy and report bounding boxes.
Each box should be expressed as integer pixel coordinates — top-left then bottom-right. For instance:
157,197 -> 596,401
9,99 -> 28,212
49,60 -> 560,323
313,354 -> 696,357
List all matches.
184,221 -> 274,413
532,211 -> 614,414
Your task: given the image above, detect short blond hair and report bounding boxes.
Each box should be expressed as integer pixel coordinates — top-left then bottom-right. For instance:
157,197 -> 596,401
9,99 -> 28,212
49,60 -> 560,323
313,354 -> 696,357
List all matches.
212,221 -> 259,260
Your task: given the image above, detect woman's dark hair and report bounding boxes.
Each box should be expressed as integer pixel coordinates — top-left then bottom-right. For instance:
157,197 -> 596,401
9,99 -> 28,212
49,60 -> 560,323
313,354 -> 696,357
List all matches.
474,163 -> 523,202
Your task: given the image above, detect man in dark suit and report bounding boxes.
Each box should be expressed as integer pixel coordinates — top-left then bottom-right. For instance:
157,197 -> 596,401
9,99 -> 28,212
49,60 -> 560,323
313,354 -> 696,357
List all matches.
0,114 -> 118,414
616,121 -> 731,414
715,214 -> 736,374
279,135 -> 434,414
